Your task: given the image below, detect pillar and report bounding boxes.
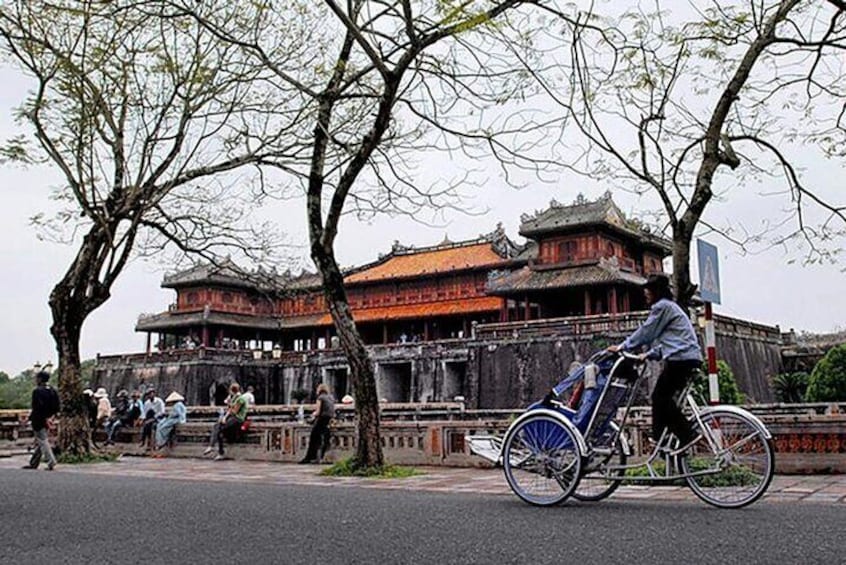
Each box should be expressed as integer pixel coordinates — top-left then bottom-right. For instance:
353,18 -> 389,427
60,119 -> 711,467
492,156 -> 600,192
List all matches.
583,289 -> 591,315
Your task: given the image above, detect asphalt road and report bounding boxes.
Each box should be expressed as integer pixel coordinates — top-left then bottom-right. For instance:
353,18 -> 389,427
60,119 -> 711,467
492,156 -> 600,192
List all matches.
0,469 -> 842,565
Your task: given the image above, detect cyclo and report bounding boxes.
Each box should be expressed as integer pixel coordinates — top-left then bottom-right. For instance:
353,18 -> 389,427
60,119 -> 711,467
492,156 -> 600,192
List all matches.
467,350 -> 775,508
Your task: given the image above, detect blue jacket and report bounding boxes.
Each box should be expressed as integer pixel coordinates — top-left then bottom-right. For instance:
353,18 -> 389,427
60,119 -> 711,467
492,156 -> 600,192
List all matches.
621,298 -> 702,362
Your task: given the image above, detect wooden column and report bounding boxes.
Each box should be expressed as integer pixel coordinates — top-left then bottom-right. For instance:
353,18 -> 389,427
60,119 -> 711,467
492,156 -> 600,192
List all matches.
201,326 -> 209,348
609,287 -> 618,314
583,289 -> 591,315
145,333 -> 151,355
382,324 -> 388,344
523,294 -> 531,321
424,321 -> 430,341
500,301 -> 508,322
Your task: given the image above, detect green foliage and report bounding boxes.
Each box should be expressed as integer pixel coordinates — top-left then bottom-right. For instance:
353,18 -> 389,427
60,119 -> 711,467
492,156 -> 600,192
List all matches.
805,344 -> 846,402
693,360 -> 744,405
623,457 -> 758,487
321,457 -> 422,479
0,360 -> 96,409
772,372 -> 809,403
0,371 -> 36,409
57,452 -> 118,465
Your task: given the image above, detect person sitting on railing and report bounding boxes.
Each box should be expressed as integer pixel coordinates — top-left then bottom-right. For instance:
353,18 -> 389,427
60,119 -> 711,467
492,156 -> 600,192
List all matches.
138,388 -> 166,449
104,390 -> 131,445
153,392 -> 187,452
203,382 -> 248,461
93,388 -> 112,443
606,273 -> 703,455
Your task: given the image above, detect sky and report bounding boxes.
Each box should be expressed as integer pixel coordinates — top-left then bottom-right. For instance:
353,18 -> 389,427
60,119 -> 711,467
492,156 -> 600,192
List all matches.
1,6 -> 844,377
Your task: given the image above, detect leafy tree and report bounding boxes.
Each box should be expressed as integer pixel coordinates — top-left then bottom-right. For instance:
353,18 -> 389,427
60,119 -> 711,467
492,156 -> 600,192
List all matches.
0,1 -> 285,454
0,370 -> 36,409
694,360 -> 745,405
0,371 -> 9,384
772,372 -> 809,403
805,344 -> 846,402
175,0 -> 551,470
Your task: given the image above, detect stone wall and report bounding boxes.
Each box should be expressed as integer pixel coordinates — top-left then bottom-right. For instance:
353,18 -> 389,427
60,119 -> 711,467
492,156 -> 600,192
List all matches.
94,313 -> 781,408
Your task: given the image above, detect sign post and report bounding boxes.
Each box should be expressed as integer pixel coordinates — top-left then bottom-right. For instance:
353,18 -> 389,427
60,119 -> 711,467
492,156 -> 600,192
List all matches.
696,239 -> 721,404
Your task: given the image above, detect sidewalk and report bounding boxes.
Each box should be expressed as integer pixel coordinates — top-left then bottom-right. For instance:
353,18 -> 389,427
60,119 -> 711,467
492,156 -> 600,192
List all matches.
1,453 -> 844,504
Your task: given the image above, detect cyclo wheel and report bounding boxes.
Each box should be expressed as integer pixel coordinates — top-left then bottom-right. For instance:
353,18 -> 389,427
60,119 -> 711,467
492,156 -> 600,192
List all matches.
502,412 -> 583,506
680,409 -> 775,509
574,424 -> 626,502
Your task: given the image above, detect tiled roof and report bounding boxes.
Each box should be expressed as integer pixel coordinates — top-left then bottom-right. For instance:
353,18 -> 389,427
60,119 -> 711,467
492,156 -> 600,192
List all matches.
136,310 -> 283,331
350,297 -> 503,322
519,192 -> 672,253
137,297 -> 503,332
345,242 -> 510,284
486,259 -> 646,295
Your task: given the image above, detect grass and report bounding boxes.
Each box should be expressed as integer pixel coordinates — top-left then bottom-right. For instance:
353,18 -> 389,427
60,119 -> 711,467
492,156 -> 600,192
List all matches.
320,457 -> 422,479
622,457 -> 761,487
56,451 -> 119,465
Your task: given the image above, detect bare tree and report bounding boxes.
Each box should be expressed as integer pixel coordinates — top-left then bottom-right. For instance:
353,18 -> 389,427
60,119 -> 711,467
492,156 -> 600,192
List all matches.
0,1 -> 292,454
170,0 -> 562,469
528,0 -> 846,304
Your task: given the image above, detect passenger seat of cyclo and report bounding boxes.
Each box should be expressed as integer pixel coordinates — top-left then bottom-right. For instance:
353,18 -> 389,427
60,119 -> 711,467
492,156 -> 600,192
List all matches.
543,359 -> 613,433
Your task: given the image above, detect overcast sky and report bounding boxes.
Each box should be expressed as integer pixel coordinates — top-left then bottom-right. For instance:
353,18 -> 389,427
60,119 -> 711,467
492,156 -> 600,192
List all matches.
1,6 -> 844,377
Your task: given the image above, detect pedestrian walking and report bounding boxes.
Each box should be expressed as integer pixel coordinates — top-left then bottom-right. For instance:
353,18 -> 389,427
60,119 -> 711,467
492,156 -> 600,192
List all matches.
299,383 -> 335,464
23,370 -> 60,471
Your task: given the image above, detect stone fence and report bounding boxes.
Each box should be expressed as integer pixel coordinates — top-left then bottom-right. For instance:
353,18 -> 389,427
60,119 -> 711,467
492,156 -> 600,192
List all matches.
2,402 -> 844,473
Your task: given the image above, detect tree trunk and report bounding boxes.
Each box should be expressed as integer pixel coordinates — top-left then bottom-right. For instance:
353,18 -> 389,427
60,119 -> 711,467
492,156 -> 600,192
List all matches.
311,246 -> 384,468
671,224 -> 696,306
49,285 -> 90,456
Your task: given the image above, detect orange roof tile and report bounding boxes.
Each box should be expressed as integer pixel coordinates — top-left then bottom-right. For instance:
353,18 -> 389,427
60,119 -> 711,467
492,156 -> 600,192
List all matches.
281,296 -> 504,328
345,243 -> 507,284
352,297 -> 503,322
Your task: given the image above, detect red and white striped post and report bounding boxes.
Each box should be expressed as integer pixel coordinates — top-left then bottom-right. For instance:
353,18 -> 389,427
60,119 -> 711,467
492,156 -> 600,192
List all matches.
704,302 -> 719,404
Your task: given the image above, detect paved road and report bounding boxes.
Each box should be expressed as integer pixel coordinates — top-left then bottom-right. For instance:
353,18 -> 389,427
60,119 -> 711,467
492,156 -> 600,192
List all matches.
1,462 -> 843,564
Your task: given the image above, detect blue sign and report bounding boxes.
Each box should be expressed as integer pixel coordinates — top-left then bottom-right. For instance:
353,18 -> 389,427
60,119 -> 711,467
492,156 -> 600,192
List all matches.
697,239 -> 721,304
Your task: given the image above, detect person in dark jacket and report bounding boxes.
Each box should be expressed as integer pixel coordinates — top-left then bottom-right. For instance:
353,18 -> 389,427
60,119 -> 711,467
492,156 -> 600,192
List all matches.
299,383 -> 336,464
104,390 -> 132,445
23,371 -> 60,470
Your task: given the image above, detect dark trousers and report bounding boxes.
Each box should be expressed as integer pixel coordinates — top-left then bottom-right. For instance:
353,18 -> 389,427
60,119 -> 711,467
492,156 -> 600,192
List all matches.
140,418 -> 157,445
651,359 -> 700,444
214,415 -> 242,455
304,417 -> 332,462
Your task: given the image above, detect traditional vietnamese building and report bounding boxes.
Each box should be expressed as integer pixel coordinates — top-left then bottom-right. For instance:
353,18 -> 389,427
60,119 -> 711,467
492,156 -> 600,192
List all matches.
136,225 -> 522,354
488,192 -> 671,320
102,193 -> 779,407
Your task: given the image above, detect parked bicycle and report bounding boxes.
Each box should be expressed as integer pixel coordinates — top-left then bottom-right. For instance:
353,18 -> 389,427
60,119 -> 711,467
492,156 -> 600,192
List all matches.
468,350 -> 775,508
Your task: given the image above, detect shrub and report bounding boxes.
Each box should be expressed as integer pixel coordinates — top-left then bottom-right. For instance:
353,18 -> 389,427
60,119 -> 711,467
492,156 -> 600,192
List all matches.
772,372 -> 809,403
805,344 -> 846,402
693,360 -> 744,405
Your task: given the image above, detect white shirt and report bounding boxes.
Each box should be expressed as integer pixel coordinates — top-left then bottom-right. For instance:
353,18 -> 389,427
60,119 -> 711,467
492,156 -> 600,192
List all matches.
143,397 -> 166,418
242,392 -> 255,407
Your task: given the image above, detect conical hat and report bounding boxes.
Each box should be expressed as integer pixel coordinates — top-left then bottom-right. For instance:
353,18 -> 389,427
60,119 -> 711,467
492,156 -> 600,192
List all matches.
165,392 -> 184,403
